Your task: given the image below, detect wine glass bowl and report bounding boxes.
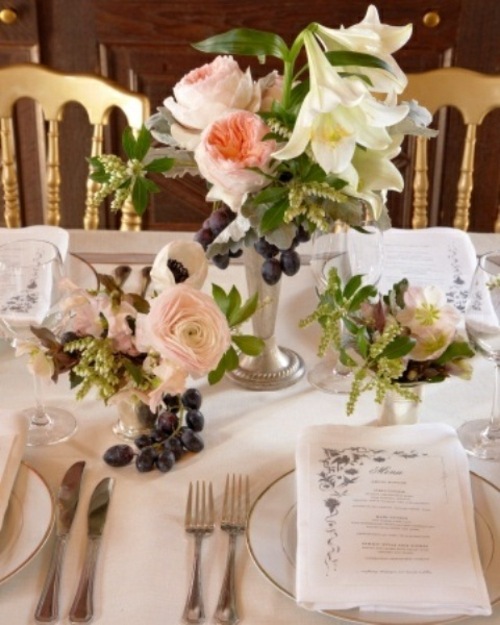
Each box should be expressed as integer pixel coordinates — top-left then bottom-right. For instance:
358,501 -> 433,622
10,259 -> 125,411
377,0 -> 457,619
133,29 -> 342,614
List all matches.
308,218 -> 383,394
0,239 -> 77,446
459,251 -> 500,459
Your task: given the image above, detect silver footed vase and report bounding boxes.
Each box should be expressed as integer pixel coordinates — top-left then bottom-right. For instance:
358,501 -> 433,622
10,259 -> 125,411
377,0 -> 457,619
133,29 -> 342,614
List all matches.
227,246 -> 305,390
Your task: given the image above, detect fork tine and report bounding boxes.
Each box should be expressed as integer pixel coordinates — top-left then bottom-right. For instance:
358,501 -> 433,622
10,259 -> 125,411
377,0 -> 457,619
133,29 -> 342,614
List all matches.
185,481 -> 193,527
208,482 -> 214,527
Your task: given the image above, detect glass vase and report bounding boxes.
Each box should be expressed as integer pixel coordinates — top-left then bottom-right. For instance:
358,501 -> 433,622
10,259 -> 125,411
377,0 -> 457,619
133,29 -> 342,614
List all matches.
226,246 -> 305,390
112,398 -> 150,441
378,384 -> 423,426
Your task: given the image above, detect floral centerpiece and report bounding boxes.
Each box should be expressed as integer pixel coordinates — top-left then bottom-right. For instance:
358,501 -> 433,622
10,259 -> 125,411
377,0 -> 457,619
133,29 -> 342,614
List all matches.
18,240 -> 264,472
301,269 -> 475,415
90,5 -> 435,285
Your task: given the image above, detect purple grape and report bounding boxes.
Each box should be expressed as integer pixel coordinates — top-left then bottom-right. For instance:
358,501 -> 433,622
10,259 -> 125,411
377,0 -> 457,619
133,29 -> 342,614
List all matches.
180,429 -> 204,453
156,411 -> 179,436
194,227 -> 216,250
181,388 -> 202,410
212,253 -> 230,269
261,258 -> 282,285
254,238 -> 279,259
206,206 -> 236,236
135,402 -> 157,428
280,249 -> 301,276
163,436 -> 184,460
186,409 -> 204,432
156,449 -> 176,473
135,446 -> 158,472
103,444 -> 135,467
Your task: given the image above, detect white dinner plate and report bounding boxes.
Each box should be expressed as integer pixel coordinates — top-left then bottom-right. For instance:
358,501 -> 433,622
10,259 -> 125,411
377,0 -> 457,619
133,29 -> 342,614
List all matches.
65,252 -> 98,290
0,462 -> 54,584
247,470 -> 500,625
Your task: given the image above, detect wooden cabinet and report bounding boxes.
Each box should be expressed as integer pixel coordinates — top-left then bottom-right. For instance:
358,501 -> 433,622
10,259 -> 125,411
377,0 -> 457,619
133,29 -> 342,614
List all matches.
0,0 -> 499,231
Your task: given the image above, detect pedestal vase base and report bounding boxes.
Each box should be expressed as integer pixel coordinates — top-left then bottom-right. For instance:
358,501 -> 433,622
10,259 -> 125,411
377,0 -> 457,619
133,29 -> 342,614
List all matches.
226,346 -> 305,391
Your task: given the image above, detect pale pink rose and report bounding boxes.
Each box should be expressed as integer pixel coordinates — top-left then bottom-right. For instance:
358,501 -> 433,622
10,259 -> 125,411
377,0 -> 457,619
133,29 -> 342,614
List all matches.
194,110 -> 276,211
258,71 -> 284,112
138,284 -> 231,377
164,56 -> 261,149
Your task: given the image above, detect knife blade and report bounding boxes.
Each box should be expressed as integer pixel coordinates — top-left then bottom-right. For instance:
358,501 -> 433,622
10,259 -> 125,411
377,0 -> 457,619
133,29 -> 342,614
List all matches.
69,477 -> 114,624
35,460 -> 86,623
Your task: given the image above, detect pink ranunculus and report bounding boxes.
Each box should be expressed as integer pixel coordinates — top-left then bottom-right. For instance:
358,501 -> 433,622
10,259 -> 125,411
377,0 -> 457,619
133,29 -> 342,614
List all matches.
137,284 -> 231,377
194,110 -> 276,211
164,56 -> 261,150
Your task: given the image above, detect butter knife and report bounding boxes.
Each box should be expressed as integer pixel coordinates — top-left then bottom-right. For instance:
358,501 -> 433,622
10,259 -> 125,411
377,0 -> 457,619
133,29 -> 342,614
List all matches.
69,477 -> 114,624
35,461 -> 86,623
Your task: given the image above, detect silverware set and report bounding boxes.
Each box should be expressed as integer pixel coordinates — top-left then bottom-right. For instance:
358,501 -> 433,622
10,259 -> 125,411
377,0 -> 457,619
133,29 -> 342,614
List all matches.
183,475 -> 250,625
35,462 -> 114,624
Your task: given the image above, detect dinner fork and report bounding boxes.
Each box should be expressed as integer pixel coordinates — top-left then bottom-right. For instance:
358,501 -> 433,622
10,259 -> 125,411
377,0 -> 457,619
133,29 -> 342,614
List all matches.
214,474 -> 250,625
182,481 -> 214,624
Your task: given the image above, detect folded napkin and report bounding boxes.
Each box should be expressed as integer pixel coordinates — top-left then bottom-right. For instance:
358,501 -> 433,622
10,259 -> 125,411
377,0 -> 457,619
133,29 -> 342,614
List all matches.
295,423 -> 491,617
0,225 -> 69,260
0,411 -> 27,532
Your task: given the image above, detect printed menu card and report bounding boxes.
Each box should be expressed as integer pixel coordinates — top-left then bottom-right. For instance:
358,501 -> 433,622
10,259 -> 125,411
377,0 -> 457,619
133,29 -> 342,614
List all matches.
295,423 -> 491,616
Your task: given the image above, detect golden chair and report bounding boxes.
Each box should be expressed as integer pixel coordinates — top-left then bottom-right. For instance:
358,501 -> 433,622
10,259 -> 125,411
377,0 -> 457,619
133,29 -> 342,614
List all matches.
0,63 -> 150,231
402,67 -> 500,230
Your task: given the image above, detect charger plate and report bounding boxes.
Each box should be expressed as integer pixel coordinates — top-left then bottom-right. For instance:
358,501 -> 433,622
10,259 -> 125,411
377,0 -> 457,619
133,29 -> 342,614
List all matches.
246,469 -> 500,625
0,462 -> 54,584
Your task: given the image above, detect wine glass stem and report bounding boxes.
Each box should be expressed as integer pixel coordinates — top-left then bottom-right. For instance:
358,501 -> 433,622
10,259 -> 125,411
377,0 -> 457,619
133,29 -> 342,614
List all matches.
486,363 -> 500,441
31,374 -> 51,427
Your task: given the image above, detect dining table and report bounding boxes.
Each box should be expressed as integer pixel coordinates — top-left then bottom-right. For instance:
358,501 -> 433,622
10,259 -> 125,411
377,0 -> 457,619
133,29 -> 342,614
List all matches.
1,228 -> 500,625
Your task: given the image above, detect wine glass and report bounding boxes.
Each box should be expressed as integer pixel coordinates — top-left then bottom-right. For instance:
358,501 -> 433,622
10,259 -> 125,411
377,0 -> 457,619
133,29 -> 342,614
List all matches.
308,218 -> 383,393
458,250 -> 500,459
0,239 -> 77,446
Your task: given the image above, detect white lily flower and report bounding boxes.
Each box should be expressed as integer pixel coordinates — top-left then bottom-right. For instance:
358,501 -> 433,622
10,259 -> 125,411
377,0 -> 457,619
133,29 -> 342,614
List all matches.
314,5 -> 411,95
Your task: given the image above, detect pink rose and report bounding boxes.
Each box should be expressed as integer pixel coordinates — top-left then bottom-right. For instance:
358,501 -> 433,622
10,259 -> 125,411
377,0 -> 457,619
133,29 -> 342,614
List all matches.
194,110 -> 276,211
137,284 -> 231,377
259,71 -> 284,112
164,56 -> 261,149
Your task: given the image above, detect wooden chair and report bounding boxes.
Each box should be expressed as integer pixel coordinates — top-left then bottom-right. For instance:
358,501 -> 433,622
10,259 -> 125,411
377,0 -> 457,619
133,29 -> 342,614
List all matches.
402,67 -> 500,230
0,63 -> 150,231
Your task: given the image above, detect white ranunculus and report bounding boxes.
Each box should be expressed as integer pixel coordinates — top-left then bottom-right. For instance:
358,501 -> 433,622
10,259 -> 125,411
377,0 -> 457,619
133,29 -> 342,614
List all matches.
151,240 -> 208,292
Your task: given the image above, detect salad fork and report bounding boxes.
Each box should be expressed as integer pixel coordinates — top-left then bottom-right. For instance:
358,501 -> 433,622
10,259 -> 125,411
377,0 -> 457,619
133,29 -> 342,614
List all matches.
182,481 -> 214,624
214,474 -> 250,625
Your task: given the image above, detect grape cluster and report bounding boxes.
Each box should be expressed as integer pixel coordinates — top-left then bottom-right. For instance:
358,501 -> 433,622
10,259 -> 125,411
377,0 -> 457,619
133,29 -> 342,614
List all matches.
103,387 -> 205,474
256,224 -> 310,285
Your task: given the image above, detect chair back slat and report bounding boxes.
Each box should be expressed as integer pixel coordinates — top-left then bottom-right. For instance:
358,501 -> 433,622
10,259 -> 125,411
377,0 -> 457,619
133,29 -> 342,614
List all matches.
403,67 -> 500,230
0,63 -> 150,230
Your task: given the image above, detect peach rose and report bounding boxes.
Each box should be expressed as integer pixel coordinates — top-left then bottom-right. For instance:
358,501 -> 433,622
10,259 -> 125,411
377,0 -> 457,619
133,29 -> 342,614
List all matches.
194,110 -> 276,211
138,284 -> 231,377
164,55 -> 261,149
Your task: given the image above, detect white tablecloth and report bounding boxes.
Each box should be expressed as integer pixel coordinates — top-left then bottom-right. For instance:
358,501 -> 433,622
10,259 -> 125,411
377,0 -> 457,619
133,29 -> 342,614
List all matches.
0,229 -> 499,625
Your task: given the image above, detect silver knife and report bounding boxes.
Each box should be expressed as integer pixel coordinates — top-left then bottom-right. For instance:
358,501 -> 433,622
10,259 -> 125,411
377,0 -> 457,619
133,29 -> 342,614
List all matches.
69,477 -> 114,624
35,461 -> 86,623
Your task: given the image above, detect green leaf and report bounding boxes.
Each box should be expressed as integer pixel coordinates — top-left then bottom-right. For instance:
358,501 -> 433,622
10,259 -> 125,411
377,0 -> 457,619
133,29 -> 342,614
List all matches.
379,336 -> 415,360
227,292 -> 259,327
343,274 -> 363,300
212,284 -> 230,316
232,335 -> 265,356
193,28 -> 289,61
435,340 -> 475,364
252,185 -> 288,205
122,127 -> 136,160
226,286 -> 242,323
325,50 -> 393,74
208,357 -> 226,385
123,360 -> 144,385
145,157 -> 175,173
131,177 -> 150,215
89,172 -> 112,184
260,198 -> 288,233
135,126 -> 153,161
225,345 -> 240,370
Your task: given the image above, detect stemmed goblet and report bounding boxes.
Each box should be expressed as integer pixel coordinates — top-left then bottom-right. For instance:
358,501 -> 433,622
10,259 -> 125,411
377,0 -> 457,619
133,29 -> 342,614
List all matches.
459,250 -> 500,459
0,239 -> 77,446
308,218 -> 383,393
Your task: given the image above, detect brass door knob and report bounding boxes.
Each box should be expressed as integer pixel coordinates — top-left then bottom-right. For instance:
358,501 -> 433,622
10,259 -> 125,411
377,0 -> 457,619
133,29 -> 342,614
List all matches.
0,8 -> 17,24
423,11 -> 441,28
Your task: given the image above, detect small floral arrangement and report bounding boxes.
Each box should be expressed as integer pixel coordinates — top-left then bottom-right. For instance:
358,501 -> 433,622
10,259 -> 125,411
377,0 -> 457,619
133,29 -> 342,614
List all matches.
89,5 -> 436,284
301,270 -> 475,415
20,240 -> 264,410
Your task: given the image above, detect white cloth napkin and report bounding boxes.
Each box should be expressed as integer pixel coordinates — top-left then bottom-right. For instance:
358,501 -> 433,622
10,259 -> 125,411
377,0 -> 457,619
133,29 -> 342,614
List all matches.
0,225 -> 69,260
295,423 -> 491,616
0,410 -> 27,532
